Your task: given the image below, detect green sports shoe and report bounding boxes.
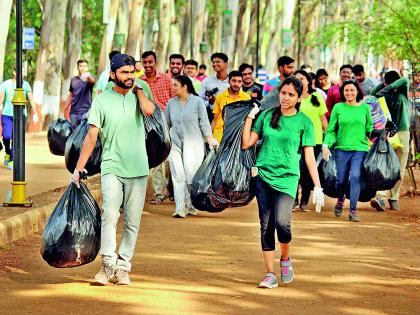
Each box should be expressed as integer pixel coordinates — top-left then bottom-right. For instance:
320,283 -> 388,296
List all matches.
7,161 -> 13,170
4,154 -> 10,166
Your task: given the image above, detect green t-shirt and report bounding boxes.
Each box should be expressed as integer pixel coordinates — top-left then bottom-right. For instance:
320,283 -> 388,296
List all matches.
323,102 -> 373,152
252,109 -> 315,197
88,88 -> 149,178
0,79 -> 32,117
104,78 -> 154,102
299,91 -> 328,144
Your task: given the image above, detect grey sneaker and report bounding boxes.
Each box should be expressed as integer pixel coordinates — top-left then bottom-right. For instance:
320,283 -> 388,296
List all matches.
370,198 -> 385,211
349,212 -> 360,222
299,202 -> 310,212
186,206 -> 198,216
93,264 -> 115,286
172,209 -> 186,218
388,199 -> 400,211
258,272 -> 278,288
114,268 -> 130,285
280,259 -> 294,283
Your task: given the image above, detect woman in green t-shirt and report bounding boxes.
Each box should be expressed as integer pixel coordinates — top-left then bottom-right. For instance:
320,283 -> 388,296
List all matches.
242,77 -> 325,288
294,70 -> 328,211
322,80 -> 374,222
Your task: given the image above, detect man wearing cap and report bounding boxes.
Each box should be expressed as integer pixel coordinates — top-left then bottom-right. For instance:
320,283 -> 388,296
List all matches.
71,54 -> 155,286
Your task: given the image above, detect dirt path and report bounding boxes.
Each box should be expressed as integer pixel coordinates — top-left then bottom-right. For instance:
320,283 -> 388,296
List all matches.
0,192 -> 419,315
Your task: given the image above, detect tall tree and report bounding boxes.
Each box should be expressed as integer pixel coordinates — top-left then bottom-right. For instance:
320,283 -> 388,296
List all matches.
61,0 -> 83,104
126,0 -> 146,57
33,0 -> 69,128
0,0 -> 13,82
98,0 -> 120,73
156,0 -> 171,67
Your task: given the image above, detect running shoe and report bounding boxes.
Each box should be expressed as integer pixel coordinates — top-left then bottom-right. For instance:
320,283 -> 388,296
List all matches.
280,259 -> 294,284
258,272 -> 278,288
388,199 -> 400,211
370,198 -> 385,211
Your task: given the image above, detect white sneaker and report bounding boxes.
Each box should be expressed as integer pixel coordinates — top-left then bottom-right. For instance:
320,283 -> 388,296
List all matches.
114,268 -> 130,285
92,264 -> 115,285
187,207 -> 198,216
172,210 -> 186,218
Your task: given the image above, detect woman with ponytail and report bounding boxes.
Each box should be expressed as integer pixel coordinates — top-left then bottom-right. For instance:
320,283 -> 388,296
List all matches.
294,70 -> 328,211
242,77 -> 324,288
165,75 -> 219,218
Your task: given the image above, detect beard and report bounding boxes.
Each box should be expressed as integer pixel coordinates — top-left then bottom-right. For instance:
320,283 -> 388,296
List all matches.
115,76 -> 134,89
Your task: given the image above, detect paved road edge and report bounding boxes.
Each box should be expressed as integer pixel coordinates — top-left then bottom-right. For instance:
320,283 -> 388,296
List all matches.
0,189 -> 102,247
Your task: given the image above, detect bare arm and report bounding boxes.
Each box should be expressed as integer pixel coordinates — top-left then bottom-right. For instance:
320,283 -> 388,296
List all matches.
320,114 -> 328,131
26,91 -> 36,112
210,112 -> 220,131
304,146 -> 321,187
135,89 -> 155,116
62,92 -> 73,113
86,74 -> 96,84
242,117 -> 259,149
0,91 -> 4,111
75,125 -> 99,172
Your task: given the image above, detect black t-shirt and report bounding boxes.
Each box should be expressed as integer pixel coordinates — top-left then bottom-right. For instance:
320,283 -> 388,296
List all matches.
242,82 -> 263,100
69,76 -> 94,115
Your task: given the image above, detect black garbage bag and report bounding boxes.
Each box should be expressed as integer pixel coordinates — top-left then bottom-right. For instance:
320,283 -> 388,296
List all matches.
64,119 -> 102,175
318,150 -> 376,202
363,132 -> 401,191
260,87 -> 279,111
41,182 -> 101,268
144,105 -> 171,168
208,100 -> 256,208
191,148 -> 227,212
47,119 -> 73,156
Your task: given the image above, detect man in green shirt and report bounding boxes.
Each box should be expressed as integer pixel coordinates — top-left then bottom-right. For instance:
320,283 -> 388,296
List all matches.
370,71 -> 411,211
71,54 -> 155,286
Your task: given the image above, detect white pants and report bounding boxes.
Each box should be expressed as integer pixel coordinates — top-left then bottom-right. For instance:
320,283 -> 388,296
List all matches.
168,147 -> 204,211
100,174 -> 147,271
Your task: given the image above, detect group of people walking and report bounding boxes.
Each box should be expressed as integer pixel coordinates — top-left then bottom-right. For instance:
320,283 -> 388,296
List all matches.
0,48 -> 414,289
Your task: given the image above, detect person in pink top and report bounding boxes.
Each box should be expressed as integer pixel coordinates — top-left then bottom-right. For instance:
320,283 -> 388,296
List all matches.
326,64 -> 353,119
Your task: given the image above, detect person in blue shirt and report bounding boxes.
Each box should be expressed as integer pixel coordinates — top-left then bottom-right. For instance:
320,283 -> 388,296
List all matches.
0,70 -> 37,170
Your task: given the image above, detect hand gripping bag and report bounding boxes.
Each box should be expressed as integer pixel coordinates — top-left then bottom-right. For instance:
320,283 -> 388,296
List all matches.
41,182 -> 101,268
363,132 -> 401,191
65,119 -> 102,175
190,148 -> 227,212
208,100 -> 256,208
143,105 -> 171,168
48,119 -> 73,156
318,151 -> 376,201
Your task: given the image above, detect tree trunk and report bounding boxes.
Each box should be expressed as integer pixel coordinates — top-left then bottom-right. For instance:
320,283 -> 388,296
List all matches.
0,0 -> 13,83
115,0 -> 130,52
98,0 -> 120,73
193,0 -> 207,61
265,0 -> 281,71
168,0 -> 181,57
233,0 -> 247,66
179,1 -> 190,58
156,0 -> 171,69
61,0 -> 82,105
126,0 -> 146,57
222,0 -> 239,63
33,0 -> 68,129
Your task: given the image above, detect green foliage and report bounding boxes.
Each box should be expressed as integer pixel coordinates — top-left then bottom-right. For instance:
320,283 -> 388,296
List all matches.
308,0 -> 420,64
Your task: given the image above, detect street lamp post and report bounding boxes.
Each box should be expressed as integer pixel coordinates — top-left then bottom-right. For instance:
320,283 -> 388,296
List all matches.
4,0 -> 32,207
256,0 -> 260,77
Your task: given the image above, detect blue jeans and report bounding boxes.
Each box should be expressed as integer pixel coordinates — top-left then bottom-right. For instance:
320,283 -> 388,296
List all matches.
100,174 -> 148,271
335,150 -> 367,213
1,115 -> 13,159
253,175 -> 294,251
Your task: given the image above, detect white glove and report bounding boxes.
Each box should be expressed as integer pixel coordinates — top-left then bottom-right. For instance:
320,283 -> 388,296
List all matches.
32,113 -> 39,124
322,144 -> 332,161
71,169 -> 81,188
80,72 -> 90,81
207,136 -> 219,148
313,186 -> 324,213
247,104 -> 260,119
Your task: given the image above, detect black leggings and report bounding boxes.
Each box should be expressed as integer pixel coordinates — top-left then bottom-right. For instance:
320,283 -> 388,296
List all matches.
253,175 -> 294,251
297,144 -> 322,204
